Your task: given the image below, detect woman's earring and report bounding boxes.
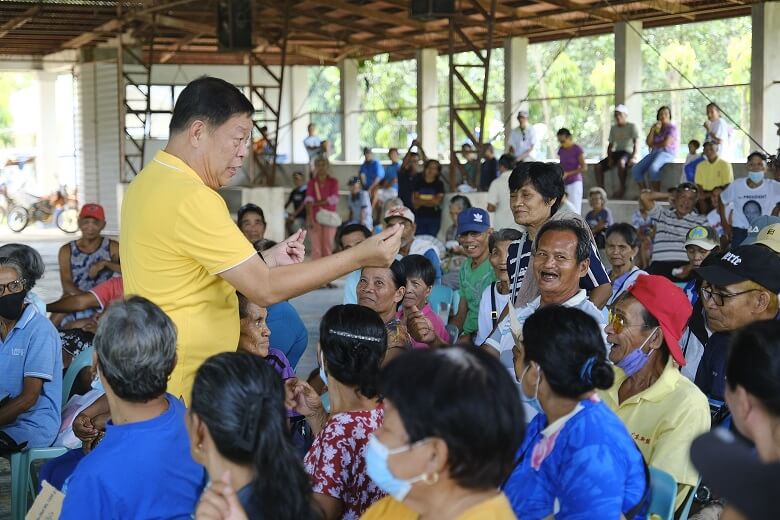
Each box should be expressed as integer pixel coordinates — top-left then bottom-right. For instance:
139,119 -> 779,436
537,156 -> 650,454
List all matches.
422,472 -> 440,485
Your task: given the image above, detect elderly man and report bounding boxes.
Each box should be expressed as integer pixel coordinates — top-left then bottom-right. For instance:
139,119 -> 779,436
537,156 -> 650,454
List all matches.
60,297 -> 204,519
639,182 -> 708,279
484,220 -> 606,367
120,77 -> 400,402
692,245 -> 780,401
599,275 -> 710,512
594,104 -> 639,198
506,110 -> 537,162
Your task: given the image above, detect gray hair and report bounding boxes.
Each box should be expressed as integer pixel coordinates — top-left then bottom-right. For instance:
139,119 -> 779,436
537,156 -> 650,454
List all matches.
0,244 -> 44,289
94,296 -> 177,402
0,256 -> 27,287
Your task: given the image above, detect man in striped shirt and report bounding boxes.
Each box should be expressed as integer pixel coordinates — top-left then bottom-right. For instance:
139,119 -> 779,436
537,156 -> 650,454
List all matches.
639,182 -> 708,280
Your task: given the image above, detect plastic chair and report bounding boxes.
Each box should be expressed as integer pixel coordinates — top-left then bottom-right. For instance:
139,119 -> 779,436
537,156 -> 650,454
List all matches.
678,477 -> 701,520
9,346 -> 94,520
648,466 -> 677,520
429,285 -> 454,323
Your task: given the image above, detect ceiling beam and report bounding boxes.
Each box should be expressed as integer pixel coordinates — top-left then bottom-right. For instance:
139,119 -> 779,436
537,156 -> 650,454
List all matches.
542,0 -> 619,22
301,0 -> 430,31
0,6 -> 41,39
642,0 -> 696,20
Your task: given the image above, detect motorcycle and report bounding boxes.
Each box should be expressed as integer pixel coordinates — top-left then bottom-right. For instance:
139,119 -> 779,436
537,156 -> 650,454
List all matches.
6,191 -> 79,233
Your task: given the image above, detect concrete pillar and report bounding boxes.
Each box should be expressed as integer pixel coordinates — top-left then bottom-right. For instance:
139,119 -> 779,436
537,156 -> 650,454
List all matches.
750,1 -> 780,153
416,48 -> 438,156
504,37 -> 529,142
615,21 -> 643,130
34,71 -> 59,193
289,65 -> 310,166
275,65 -> 293,165
339,59 -> 360,161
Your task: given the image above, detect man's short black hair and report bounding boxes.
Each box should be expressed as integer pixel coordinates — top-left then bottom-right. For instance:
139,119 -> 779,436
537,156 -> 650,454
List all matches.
498,154 -> 515,171
169,76 -> 254,134
399,254 -> 436,287
535,219 -> 591,263
688,139 -> 701,149
508,162 -> 564,215
747,151 -> 767,163
337,223 -> 371,247
556,128 -> 572,138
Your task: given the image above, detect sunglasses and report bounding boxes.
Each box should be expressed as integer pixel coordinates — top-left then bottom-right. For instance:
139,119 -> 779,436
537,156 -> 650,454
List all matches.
607,308 -> 645,334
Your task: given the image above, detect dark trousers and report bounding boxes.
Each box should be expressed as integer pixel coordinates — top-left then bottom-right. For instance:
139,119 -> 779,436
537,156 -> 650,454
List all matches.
415,215 -> 441,237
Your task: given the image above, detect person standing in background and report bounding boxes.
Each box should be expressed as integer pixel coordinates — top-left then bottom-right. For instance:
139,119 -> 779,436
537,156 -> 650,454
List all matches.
359,147 -> 385,207
285,171 -> 308,235
703,103 -> 731,160
303,123 -> 322,173
305,158 -> 340,261
557,128 -> 586,214
479,143 -> 498,191
411,159 -> 445,237
594,104 -> 638,198
506,110 -> 537,162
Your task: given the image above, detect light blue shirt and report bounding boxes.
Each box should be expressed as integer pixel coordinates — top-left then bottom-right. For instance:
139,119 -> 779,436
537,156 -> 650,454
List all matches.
0,303 -> 62,448
343,269 -> 362,305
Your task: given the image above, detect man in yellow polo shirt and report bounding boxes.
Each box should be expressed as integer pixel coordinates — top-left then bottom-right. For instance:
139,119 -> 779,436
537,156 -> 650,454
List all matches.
120,77 -> 401,402
598,275 -> 710,511
695,141 -> 733,192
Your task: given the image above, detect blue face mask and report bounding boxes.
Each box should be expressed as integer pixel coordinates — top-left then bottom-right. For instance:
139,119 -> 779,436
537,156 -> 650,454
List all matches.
747,170 -> 765,184
615,327 -> 659,377
318,350 -> 328,388
364,435 -> 427,501
518,363 -> 544,415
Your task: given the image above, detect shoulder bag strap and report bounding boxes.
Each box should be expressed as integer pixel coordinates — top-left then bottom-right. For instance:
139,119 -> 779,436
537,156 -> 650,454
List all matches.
490,282 -> 498,329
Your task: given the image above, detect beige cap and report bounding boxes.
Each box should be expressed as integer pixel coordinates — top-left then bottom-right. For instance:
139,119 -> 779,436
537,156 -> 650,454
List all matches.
384,206 -> 415,224
755,223 -> 780,253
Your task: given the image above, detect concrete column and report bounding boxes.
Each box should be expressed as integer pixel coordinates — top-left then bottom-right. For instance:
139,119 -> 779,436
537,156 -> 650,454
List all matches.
504,37 -> 529,142
289,65 -> 310,165
615,21 -> 643,129
751,1 -> 780,153
416,48 -> 438,156
276,65 -> 293,164
339,59 -> 359,161
34,71 -> 59,193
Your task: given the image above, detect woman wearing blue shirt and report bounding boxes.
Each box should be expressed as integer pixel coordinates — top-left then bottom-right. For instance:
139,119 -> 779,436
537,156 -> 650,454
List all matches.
504,306 -> 648,519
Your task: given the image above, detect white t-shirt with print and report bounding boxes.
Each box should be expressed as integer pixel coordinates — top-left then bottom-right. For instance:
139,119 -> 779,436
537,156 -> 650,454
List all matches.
720,177 -> 780,230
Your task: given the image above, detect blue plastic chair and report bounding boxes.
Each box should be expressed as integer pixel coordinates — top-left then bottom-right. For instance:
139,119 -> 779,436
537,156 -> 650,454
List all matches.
429,284 -> 454,323
678,477 -> 701,520
9,346 -> 94,520
648,467 -> 677,520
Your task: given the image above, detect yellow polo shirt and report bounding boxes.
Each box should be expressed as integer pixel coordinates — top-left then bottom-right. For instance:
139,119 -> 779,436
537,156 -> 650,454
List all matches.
120,151 -> 256,403
598,359 -> 710,509
694,158 -> 733,191
361,493 -> 515,520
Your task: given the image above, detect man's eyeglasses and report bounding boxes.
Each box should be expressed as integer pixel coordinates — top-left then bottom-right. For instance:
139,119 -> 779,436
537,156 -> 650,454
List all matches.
607,308 -> 644,334
700,286 -> 758,307
0,279 -> 24,296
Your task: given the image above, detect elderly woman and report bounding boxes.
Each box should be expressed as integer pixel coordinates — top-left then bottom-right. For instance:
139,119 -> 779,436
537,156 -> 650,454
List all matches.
605,223 -> 646,307
190,353 -> 319,520
632,105 -> 678,191
286,304 -> 388,520
0,243 -> 46,315
599,274 -> 710,511
688,320 -> 780,520
504,306 -> 648,519
60,297 -> 204,518
361,347 -> 523,519
358,261 -> 411,360
505,162 -> 611,313
0,254 -> 62,455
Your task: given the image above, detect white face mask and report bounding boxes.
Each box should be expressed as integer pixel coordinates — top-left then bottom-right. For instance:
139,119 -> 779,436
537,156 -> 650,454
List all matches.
747,170 -> 765,184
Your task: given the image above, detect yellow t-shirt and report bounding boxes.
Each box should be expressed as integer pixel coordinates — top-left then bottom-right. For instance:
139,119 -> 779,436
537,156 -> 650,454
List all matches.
360,493 -> 516,520
598,359 -> 710,509
119,150 -> 256,403
694,158 -> 733,191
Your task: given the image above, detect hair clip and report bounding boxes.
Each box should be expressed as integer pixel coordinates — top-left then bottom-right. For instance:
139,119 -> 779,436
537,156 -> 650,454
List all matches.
328,329 -> 383,344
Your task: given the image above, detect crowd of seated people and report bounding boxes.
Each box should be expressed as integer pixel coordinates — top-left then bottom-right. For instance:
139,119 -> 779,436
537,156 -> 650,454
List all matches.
7,74 -> 780,520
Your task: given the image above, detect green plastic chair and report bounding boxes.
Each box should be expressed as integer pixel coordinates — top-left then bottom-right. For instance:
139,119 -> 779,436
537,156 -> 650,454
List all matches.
9,345 -> 95,520
648,467 -> 678,520
429,284 -> 454,323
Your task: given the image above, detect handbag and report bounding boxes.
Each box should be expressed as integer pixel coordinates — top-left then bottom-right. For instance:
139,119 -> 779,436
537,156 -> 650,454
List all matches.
313,180 -> 342,227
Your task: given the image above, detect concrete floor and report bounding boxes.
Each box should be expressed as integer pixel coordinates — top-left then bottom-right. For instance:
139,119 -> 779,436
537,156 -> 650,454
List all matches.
0,225 -> 341,519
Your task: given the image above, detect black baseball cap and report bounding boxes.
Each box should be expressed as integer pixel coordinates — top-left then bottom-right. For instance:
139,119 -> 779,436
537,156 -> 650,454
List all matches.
691,429 -> 780,520
695,245 -> 780,293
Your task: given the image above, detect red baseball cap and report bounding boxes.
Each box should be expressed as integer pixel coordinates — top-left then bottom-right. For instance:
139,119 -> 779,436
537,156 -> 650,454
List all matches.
79,203 -> 105,222
626,274 -> 692,366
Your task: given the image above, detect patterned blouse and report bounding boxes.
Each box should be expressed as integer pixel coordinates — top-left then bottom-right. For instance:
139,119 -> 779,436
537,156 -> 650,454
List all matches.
303,408 -> 385,520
